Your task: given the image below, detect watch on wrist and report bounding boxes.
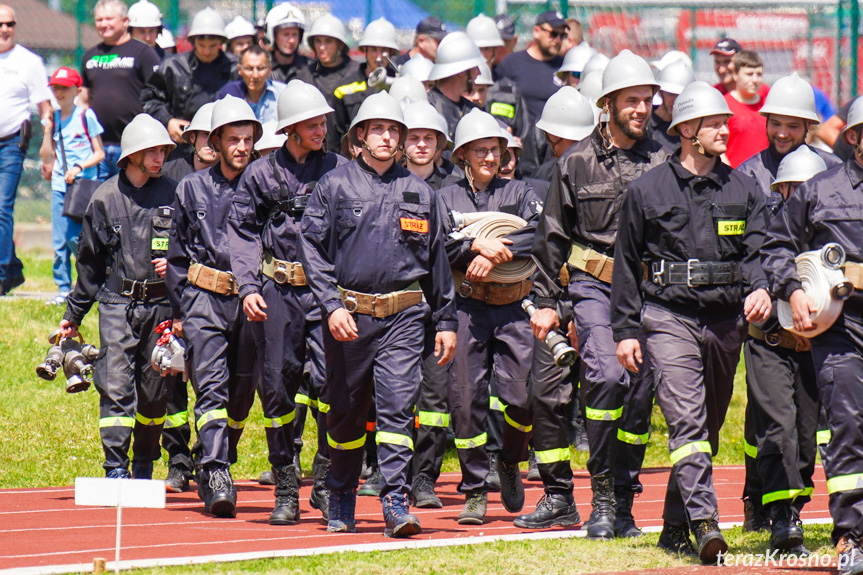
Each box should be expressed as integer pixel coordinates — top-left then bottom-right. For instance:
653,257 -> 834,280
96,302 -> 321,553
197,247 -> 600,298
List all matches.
73,163 -> 83,171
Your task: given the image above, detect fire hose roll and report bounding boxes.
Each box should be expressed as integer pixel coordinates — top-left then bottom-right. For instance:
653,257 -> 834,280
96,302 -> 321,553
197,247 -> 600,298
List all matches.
449,211 -> 536,283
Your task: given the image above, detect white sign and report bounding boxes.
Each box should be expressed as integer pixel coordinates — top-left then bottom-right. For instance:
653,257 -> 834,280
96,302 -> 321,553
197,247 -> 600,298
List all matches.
75,477 -> 166,508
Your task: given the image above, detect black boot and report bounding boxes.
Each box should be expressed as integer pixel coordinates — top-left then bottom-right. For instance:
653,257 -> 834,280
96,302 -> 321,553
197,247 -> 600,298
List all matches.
788,504 -> 810,556
583,474 -> 615,540
657,521 -> 696,556
196,467 -> 212,512
527,449 -> 541,482
359,467 -> 383,497
513,493 -> 580,529
496,456 -> 525,513
411,473 -> 442,509
382,492 -> 422,538
208,467 -> 237,519
742,497 -> 770,532
768,501 -> 803,551
486,451 -> 501,492
269,464 -> 300,525
691,518 -> 728,564
165,465 -> 190,493
309,453 -> 330,521
613,489 -> 642,538
257,467 -> 276,486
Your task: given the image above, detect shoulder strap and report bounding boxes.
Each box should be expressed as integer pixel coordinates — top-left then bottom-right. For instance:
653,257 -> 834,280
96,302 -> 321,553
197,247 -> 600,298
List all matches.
56,111 -> 68,174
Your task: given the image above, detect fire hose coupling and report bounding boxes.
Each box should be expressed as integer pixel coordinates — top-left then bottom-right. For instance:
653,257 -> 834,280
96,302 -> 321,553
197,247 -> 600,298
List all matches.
150,320 -> 187,378
35,329 -> 99,393
521,299 -> 578,367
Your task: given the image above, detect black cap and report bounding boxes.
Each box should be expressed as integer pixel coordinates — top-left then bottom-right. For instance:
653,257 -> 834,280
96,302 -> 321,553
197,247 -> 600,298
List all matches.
494,14 -> 515,40
535,10 -> 565,29
416,16 -> 447,40
710,38 -> 742,56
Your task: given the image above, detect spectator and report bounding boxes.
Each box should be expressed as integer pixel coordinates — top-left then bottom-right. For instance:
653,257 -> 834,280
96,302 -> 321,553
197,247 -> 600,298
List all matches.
127,0 -> 164,59
392,16 -> 447,66
81,0 -> 160,180
218,45 -> 285,124
495,11 -> 566,122
0,3 -> 52,295
493,14 -> 517,67
142,7 -> 239,150
265,3 -> 313,83
560,18 -> 585,56
225,16 -> 256,56
724,50 -> 768,167
710,38 -> 769,99
42,68 -> 105,305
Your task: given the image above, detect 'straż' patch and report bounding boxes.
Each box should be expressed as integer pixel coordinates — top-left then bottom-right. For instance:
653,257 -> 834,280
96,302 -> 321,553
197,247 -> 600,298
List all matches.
400,218 -> 428,233
152,238 -> 169,250
717,220 -> 745,235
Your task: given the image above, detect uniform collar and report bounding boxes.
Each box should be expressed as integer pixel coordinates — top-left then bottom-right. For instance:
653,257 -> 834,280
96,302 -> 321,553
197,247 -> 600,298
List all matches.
589,125 -> 655,160
281,146 -> 324,165
668,152 -> 728,186
357,154 -> 397,177
846,157 -> 863,188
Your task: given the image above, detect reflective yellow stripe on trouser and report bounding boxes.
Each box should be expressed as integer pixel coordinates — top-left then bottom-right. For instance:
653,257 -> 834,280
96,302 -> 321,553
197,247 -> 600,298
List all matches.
762,489 -> 803,506
99,416 -> 135,428
135,412 -> 167,426
817,430 -> 832,445
418,410 -> 450,427
164,411 -> 188,429
455,432 -> 488,450
327,432 -> 366,451
376,431 -> 414,451
535,447 -> 570,464
490,396 -> 506,412
826,473 -> 863,494
317,400 -> 330,414
669,441 -> 712,465
264,411 -> 295,428
197,408 -> 227,428
618,429 -> 649,445
585,406 -> 623,421
228,416 -> 247,430
504,412 -> 532,433
295,393 -> 318,409
744,439 -> 758,459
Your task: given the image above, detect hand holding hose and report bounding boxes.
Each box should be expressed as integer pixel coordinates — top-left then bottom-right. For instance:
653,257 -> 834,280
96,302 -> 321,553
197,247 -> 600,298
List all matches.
789,289 -> 817,333
471,237 -> 513,265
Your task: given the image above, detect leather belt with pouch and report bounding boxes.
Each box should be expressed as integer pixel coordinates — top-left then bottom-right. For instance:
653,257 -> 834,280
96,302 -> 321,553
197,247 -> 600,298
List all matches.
187,263 -> 237,295
453,269 -> 533,306
748,324 -> 811,352
105,274 -> 167,301
651,260 -> 740,287
262,251 -> 307,286
843,262 -> 863,290
562,241 -> 614,285
338,281 -> 423,318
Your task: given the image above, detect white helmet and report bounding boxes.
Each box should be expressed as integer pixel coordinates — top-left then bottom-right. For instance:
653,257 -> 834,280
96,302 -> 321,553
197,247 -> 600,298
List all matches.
399,54 -> 434,83
403,101 -> 450,152
580,52 -> 610,79
502,129 -> 522,157
265,2 -> 306,44
307,14 -> 349,48
596,49 -> 659,108
128,0 -> 162,28
347,91 -> 408,147
452,108 -> 510,167
759,72 -> 821,124
475,62 -> 494,86
225,16 -> 256,42
389,75 -> 428,104
359,17 -> 399,51
651,50 -> 692,72
182,102 -> 217,143
577,70 -> 604,122
466,14 -> 503,48
117,114 -> 175,168
156,29 -> 175,49
771,146 -> 828,190
208,95 -> 263,147
187,8 -> 227,41
256,120 -> 288,152
556,43 -> 596,79
668,81 -> 732,136
657,59 -> 696,96
276,80 -> 335,133
537,86 -> 596,142
428,32 -> 485,82
841,97 -> 863,144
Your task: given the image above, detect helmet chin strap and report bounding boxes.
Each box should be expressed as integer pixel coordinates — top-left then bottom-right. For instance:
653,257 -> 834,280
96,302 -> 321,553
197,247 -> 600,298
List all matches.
690,117 -> 715,158
361,137 -> 392,162
405,151 -> 434,166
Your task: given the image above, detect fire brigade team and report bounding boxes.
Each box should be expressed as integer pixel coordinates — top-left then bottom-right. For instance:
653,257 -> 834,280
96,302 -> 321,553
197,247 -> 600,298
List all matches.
44,1 -> 863,571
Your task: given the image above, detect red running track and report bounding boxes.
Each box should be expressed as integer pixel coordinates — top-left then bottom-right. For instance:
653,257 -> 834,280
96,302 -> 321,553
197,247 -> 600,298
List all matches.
0,465 -> 832,574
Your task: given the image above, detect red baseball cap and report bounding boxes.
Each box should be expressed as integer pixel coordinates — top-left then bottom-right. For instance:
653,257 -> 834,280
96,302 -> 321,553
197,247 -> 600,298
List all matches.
49,67 -> 82,88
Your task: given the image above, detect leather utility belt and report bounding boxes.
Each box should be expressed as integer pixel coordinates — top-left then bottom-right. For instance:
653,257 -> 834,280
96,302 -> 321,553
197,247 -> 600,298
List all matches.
562,241 -> 614,285
262,251 -> 307,286
748,324 -> 811,352
338,282 -> 423,318
187,263 -> 237,295
453,269 -> 533,306
106,275 -> 167,301
843,262 -> 863,290
651,259 -> 740,287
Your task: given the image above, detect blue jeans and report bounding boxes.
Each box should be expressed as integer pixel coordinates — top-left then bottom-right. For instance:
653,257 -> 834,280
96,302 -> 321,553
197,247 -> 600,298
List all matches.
51,186 -> 82,294
98,144 -> 122,181
0,134 -> 25,288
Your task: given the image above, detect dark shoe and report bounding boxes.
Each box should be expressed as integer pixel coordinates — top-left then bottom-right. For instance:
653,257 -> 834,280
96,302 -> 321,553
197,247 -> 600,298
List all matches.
411,473 -> 442,509
527,449 -> 541,482
657,522 -> 696,556
258,467 -> 276,486
789,544 -> 811,557
837,536 -> 863,575
486,452 -> 501,492
165,465 -> 190,493
496,457 -> 525,513
574,421 -> 589,453
358,467 -> 383,497
292,451 -> 302,484
514,493 -> 580,529
0,273 -> 24,296
270,464 -> 300,525
457,490 -> 488,525
360,462 -> 373,480
106,467 -> 131,479
310,454 -> 330,521
208,467 -> 237,518
691,518 -> 728,564
326,488 -> 357,533
382,492 -> 422,538
583,474 -> 615,540
197,467 -> 212,512
768,501 -> 804,551
742,497 -> 770,532
131,461 -> 153,480
613,490 -> 642,538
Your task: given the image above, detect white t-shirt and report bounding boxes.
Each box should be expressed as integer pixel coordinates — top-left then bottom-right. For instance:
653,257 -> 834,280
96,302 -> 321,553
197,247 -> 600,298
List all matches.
0,44 -> 51,138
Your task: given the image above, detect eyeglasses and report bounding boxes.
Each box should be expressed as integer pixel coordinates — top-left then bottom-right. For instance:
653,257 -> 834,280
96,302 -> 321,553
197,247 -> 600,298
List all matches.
241,65 -> 269,73
540,26 -> 565,40
0,21 -> 16,28
470,147 -> 502,159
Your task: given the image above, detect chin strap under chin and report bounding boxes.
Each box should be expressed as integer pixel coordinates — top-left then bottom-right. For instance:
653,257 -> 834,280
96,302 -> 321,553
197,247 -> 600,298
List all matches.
690,117 -> 715,158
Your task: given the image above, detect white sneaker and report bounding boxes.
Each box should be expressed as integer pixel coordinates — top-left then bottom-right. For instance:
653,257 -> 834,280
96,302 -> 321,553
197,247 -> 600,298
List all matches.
45,294 -> 67,306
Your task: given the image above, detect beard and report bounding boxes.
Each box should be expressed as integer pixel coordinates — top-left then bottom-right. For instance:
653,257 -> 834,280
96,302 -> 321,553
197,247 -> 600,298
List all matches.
611,102 -> 647,141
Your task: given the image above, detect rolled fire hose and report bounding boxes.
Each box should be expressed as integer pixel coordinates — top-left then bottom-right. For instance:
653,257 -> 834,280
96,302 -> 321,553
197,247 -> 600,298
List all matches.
777,242 -> 855,337
449,211 -> 536,283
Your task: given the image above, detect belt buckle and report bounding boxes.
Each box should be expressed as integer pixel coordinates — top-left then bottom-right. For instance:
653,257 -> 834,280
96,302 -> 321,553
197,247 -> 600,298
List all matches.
286,263 -> 297,285
272,261 -> 289,284
343,291 -> 358,313
372,293 -> 386,318
458,280 -> 473,297
765,332 -> 781,347
226,272 -> 236,293
121,279 -> 138,298
686,258 -> 700,288
652,260 -> 666,287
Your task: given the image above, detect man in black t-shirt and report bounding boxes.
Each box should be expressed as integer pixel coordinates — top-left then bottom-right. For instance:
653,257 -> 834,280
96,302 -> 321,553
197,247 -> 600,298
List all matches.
495,11 -> 566,122
81,0 -> 160,180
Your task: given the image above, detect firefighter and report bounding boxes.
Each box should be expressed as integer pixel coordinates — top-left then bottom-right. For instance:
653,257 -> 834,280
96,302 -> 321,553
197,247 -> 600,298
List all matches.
761,98 -> 863,575
264,3 -> 313,84
426,32 -> 484,141
611,81 -> 771,563
299,91 -> 457,537
58,114 -> 178,481
649,59 -> 695,154
530,50 -> 665,540
228,80 -> 348,523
